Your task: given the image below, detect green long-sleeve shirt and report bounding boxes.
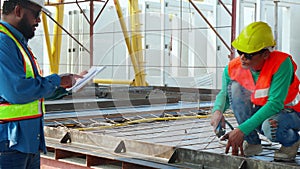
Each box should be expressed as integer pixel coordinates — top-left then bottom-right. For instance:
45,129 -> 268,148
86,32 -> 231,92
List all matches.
212,57 -> 294,135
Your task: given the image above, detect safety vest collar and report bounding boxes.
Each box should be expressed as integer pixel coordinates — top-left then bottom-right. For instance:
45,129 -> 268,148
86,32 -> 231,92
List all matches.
0,22 -> 28,45
0,23 -> 35,78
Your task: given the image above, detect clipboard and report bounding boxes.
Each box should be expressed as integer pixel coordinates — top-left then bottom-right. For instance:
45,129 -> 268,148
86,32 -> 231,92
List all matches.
66,66 -> 106,92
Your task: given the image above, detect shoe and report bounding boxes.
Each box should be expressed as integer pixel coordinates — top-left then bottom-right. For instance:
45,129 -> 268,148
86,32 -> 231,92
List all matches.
274,140 -> 300,162
243,141 -> 263,157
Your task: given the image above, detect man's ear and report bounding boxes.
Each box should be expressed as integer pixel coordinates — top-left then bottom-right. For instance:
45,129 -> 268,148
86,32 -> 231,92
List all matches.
14,5 -> 22,18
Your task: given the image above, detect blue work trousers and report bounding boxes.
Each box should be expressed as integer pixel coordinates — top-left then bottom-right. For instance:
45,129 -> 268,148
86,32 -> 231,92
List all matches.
0,141 -> 40,169
228,81 -> 300,147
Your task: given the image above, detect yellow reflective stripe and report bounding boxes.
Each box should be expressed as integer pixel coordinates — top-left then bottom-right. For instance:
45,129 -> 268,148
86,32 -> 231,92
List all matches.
0,101 -> 40,120
254,88 -> 269,99
0,24 -> 35,78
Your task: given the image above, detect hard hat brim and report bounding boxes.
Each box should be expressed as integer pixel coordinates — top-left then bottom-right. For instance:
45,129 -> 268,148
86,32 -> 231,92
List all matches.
41,7 -> 51,15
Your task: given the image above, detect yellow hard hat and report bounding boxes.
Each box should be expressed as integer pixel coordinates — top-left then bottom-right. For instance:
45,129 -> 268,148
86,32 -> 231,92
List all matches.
232,21 -> 276,54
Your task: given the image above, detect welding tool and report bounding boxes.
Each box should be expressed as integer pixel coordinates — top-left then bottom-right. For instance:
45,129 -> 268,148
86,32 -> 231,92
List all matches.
215,119 -> 234,138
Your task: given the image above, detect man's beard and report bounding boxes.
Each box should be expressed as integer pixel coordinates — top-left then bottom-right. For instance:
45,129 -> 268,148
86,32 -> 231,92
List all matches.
18,15 -> 35,40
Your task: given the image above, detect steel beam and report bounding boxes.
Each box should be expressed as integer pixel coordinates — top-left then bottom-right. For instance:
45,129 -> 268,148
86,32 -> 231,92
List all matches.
168,148 -> 300,169
230,0 -> 237,59
42,130 -> 180,169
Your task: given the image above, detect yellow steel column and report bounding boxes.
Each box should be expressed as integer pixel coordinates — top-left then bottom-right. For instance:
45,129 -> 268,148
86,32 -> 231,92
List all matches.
129,0 -> 146,86
41,1 -> 65,74
114,0 -> 142,86
50,0 -> 64,74
42,13 -> 53,71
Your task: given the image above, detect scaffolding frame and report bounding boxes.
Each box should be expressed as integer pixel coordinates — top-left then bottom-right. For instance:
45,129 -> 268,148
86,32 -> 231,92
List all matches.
42,0 -> 236,85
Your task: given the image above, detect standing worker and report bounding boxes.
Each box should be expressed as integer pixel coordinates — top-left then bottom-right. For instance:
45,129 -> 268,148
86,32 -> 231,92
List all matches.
0,0 -> 82,168
210,21 -> 300,161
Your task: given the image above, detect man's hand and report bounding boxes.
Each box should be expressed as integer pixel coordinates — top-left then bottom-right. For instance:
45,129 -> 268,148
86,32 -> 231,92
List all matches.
221,128 -> 245,156
79,70 -> 88,76
210,110 -> 225,134
59,73 -> 83,88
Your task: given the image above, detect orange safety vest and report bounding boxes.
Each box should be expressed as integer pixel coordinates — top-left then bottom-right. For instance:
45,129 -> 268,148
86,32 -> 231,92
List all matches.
228,51 -> 300,112
0,23 -> 44,121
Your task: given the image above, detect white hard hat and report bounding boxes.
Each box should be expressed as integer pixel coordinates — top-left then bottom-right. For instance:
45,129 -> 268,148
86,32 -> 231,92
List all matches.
28,0 -> 50,14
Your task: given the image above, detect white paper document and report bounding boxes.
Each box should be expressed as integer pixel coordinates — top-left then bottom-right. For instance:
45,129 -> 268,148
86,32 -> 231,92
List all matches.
67,66 -> 106,92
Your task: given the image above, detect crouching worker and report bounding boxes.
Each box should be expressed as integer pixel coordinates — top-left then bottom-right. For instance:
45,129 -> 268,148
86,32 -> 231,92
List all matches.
210,21 -> 300,161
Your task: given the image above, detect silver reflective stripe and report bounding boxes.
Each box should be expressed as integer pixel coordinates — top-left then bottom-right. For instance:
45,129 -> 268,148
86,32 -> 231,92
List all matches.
286,92 -> 300,106
254,88 -> 269,98
38,100 -> 43,115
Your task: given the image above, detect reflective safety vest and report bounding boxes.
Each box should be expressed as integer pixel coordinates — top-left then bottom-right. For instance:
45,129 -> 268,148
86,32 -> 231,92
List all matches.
228,51 -> 300,112
0,23 -> 44,121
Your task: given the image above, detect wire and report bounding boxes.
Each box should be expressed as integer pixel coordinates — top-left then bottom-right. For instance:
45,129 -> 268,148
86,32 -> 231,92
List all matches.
34,25 -> 232,37
77,113 -> 234,131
